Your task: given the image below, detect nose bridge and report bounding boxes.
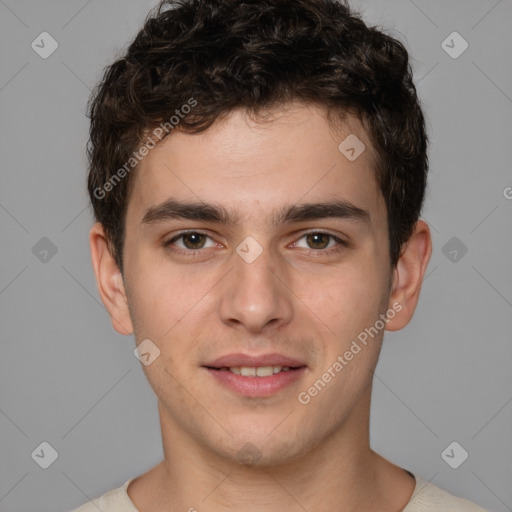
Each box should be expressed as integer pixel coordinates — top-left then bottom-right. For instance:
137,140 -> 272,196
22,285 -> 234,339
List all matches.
218,238 -> 293,332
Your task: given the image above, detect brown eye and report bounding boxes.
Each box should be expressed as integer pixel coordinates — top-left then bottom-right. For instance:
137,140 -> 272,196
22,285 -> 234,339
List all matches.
181,233 -> 207,249
165,231 -> 216,252
305,233 -> 330,249
293,231 -> 347,255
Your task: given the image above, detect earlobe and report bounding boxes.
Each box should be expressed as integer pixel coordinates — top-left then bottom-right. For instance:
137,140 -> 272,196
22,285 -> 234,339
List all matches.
386,220 -> 432,331
89,223 -> 134,336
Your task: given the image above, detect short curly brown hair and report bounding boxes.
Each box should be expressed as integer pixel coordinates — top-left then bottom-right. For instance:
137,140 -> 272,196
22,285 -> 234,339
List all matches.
87,0 -> 428,274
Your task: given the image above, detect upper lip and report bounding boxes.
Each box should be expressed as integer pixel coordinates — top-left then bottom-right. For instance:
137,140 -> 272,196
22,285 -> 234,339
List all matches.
204,353 -> 307,369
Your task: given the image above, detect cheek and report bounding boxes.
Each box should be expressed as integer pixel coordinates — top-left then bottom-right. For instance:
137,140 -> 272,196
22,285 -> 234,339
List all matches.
297,261 -> 388,338
126,248 -> 187,327
126,260 -> 216,353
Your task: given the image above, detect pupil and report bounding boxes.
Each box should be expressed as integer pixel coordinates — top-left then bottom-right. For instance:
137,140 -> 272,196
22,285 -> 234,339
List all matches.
308,233 -> 328,249
184,233 -> 204,249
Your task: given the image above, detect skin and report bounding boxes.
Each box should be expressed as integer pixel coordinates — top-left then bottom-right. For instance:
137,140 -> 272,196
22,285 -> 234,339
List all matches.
90,101 -> 431,512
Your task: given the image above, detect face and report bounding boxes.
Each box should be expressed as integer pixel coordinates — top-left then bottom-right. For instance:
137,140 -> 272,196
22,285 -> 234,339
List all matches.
117,102 -> 398,465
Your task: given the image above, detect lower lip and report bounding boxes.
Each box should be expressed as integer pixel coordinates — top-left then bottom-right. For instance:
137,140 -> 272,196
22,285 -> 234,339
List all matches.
204,367 -> 307,397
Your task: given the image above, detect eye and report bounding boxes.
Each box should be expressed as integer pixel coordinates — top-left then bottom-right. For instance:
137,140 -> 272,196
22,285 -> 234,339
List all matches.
164,231 -> 217,251
292,231 -> 347,254
163,230 -> 348,257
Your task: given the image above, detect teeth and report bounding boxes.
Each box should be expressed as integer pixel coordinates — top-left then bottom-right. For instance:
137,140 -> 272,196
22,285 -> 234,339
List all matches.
226,366 -> 292,376
256,366 -> 273,377
241,367 -> 256,377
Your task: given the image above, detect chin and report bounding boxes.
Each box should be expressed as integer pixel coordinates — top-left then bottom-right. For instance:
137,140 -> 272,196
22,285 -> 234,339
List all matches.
209,424 -> 311,468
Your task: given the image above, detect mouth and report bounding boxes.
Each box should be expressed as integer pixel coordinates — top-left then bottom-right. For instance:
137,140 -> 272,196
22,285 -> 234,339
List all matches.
205,365 -> 305,376
202,353 -> 308,397
204,352 -> 307,369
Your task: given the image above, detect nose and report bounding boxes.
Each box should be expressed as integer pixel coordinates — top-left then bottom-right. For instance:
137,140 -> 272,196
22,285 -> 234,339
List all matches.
218,244 -> 294,334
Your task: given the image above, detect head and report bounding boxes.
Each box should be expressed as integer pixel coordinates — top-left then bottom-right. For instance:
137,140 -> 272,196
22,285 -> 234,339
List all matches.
88,0 -> 431,467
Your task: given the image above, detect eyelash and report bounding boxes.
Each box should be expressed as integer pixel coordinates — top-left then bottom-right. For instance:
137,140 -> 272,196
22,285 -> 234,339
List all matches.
163,230 -> 348,257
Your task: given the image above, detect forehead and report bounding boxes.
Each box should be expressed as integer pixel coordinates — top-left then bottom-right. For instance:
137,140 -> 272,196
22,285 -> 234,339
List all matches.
126,103 -> 384,229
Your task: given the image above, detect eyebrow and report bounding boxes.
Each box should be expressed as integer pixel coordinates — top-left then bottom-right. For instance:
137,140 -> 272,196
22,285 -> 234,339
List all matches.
141,198 -> 370,228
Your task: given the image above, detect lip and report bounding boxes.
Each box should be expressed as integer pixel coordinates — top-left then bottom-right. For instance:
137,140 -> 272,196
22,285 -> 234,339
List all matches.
205,366 -> 308,398
203,352 -> 307,369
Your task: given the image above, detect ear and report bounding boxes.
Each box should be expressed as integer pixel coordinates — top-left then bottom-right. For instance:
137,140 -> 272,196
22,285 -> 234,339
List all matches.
89,222 -> 134,335
386,220 -> 432,331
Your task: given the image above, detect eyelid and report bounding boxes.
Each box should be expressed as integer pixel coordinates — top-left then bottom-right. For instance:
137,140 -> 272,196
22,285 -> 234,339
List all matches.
294,228 -> 348,241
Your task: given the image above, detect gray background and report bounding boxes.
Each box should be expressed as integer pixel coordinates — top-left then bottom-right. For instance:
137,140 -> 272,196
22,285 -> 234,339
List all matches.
0,0 -> 511,511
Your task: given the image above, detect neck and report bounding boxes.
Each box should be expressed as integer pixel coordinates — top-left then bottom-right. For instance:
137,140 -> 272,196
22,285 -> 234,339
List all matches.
128,388 -> 415,512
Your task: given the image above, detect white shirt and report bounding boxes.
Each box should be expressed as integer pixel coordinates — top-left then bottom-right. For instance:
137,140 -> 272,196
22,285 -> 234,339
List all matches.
70,474 -> 489,511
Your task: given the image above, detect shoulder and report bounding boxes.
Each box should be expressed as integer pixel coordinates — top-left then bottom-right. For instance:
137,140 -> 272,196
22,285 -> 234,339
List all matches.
404,476 -> 489,512
68,478 -> 138,512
